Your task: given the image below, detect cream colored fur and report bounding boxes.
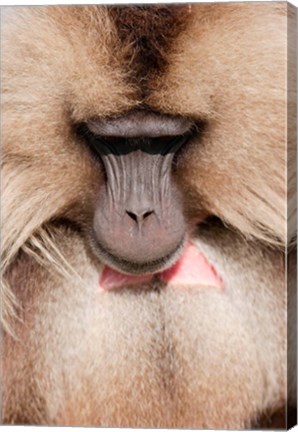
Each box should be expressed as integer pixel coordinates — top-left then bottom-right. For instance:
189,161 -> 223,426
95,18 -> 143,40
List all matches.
1,3 -> 296,428
3,226 -> 286,428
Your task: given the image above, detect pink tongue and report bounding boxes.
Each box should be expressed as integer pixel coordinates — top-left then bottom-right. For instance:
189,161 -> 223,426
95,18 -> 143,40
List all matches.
99,243 -> 222,291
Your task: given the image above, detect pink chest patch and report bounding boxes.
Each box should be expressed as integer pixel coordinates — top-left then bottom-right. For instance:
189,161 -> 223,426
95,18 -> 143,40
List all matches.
99,243 -> 222,291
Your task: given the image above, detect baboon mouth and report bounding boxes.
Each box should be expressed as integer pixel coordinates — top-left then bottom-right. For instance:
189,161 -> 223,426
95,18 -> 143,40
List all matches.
99,242 -> 223,291
91,236 -> 186,276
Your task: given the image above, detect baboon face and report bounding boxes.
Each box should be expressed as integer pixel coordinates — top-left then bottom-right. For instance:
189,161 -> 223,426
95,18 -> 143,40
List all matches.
80,112 -> 192,274
2,3 -> 288,266
2,2 -> 295,429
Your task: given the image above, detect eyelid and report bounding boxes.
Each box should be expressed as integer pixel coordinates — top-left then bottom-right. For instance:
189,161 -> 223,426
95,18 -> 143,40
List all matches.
87,112 -> 194,138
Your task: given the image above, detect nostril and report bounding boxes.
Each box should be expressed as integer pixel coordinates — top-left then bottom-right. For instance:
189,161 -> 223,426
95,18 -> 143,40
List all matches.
126,210 -> 138,223
126,209 -> 155,224
143,210 -> 154,219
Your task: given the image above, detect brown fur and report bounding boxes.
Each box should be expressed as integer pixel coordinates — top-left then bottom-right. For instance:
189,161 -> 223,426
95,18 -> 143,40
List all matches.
3,225 -> 286,427
108,4 -> 191,94
148,2 -> 291,245
1,3 -> 296,428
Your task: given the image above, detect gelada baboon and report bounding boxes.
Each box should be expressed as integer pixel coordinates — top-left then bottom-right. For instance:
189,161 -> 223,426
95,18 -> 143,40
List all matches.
1,3 -> 297,428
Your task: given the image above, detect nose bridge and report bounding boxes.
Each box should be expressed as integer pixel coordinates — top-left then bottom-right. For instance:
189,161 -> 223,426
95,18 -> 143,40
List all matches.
126,193 -> 154,217
101,143 -> 174,218
123,150 -> 163,228
125,150 -> 162,210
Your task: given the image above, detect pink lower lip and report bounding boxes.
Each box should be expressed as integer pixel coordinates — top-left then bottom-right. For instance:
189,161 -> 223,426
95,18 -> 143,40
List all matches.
99,270 -> 152,291
99,243 -> 222,291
